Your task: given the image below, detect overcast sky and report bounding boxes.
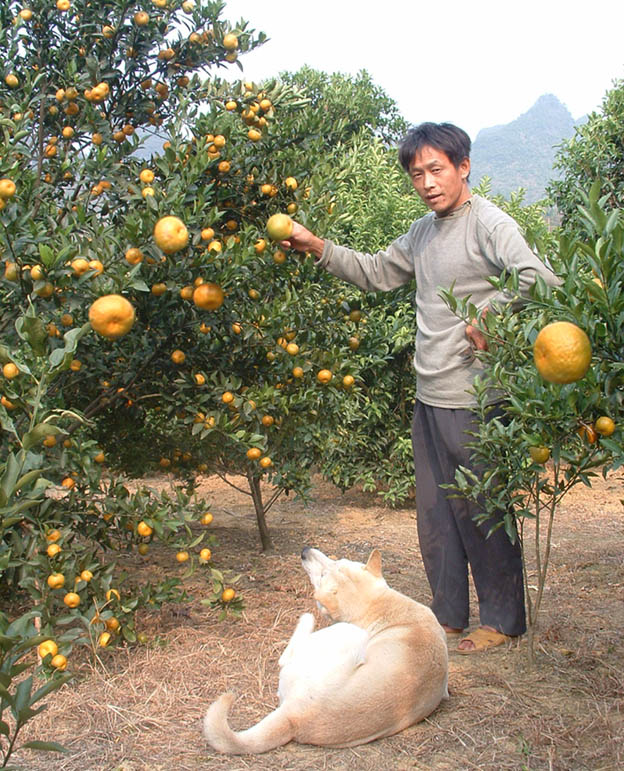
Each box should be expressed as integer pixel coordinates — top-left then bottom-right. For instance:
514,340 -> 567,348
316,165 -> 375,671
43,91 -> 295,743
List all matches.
220,0 -> 624,139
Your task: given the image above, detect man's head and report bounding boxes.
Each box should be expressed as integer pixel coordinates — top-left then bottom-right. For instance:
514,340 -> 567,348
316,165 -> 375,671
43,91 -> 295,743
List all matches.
399,122 -> 472,217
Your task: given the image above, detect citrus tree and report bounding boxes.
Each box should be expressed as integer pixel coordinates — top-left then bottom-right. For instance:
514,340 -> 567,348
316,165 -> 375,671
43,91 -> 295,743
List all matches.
442,180 -> 623,661
549,77 -> 624,230
0,0 -> 273,676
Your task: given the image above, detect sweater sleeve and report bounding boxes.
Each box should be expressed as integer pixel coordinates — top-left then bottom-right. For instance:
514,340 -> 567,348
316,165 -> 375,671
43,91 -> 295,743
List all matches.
478,218 -> 562,309
315,230 -> 415,292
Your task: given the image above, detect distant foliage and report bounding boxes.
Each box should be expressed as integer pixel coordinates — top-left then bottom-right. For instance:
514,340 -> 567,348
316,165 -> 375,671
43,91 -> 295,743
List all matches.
280,67 -> 408,146
549,79 -> 624,232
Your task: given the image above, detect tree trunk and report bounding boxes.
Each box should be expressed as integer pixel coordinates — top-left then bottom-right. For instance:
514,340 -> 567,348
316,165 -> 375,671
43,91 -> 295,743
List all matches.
248,474 -> 274,552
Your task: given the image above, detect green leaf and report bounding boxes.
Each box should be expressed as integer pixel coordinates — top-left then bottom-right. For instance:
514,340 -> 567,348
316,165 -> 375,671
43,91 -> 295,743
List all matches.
21,740 -> 68,753
15,313 -> 48,356
12,676 -> 32,720
30,673 -> 72,707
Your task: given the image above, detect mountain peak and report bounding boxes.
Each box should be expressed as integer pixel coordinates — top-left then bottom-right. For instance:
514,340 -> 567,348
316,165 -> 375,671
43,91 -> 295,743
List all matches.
471,94 -> 581,202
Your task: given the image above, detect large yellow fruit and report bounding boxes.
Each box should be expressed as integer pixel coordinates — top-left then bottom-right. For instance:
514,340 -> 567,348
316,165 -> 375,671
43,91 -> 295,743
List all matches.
193,282 -> 224,310
533,321 -> 591,384
38,640 -> 58,659
63,591 -> 80,608
266,213 -> 293,241
222,33 -> 238,50
529,446 -> 550,464
0,179 -> 16,199
594,416 -> 615,436
153,215 -> 189,254
89,294 -> 136,339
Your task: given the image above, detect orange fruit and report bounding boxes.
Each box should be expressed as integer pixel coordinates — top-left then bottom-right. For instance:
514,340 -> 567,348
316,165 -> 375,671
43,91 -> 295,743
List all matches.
61,477 -> 75,489
594,416 -> 615,436
259,456 -> 272,468
151,282 -> 167,296
80,570 -> 93,582
221,587 -> 236,602
201,512 -> 213,525
317,369 -> 333,385
193,282 -> 224,311
0,179 -> 17,199
47,572 -> 65,589
342,374 -> 355,388
124,247 -> 144,265
46,529 -> 61,542
266,213 -> 293,241
50,653 -> 67,670
246,447 -> 262,460
71,257 -> 90,276
47,543 -> 62,558
578,424 -> 598,444
153,215 -> 189,254
63,591 -> 80,608
176,550 -> 189,563
529,446 -> 550,464
105,617 -> 120,632
261,415 -> 274,427
2,362 -> 19,379
38,640 -> 58,659
533,322 -> 591,384
171,349 -> 186,364
292,366 -> 304,378
89,294 -> 136,340
137,521 -> 153,537
106,589 -> 120,602
222,33 -> 238,50
98,631 -> 112,647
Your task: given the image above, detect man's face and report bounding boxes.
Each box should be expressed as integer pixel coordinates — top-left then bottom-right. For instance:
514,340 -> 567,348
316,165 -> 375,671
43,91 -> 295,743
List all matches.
408,145 -> 471,217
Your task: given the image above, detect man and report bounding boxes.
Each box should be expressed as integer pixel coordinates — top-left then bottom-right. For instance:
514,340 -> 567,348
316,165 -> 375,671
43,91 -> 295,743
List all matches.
283,122 -> 560,653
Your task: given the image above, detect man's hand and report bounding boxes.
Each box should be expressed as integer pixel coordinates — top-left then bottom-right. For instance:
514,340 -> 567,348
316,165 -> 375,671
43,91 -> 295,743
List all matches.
281,221 -> 325,258
465,307 -> 490,352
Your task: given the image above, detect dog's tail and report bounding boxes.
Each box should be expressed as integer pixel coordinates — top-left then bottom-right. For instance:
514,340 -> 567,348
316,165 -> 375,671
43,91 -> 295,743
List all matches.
203,692 -> 294,754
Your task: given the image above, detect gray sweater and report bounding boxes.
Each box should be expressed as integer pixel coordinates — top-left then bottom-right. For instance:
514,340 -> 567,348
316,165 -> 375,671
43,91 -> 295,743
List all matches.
317,195 -> 560,408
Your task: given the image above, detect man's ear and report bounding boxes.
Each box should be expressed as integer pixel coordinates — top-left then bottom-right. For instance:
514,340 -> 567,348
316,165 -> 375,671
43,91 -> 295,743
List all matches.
365,549 -> 382,578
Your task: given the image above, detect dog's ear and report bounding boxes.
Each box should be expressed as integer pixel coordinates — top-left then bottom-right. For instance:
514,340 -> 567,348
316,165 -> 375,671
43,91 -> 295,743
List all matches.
364,549 -> 382,577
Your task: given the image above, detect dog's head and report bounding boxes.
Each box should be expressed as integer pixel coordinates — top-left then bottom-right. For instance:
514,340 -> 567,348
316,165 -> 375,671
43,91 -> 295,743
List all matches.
301,547 -> 387,623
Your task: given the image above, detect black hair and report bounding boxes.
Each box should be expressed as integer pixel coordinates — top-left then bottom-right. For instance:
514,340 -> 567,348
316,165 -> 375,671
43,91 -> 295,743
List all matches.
398,122 -> 471,172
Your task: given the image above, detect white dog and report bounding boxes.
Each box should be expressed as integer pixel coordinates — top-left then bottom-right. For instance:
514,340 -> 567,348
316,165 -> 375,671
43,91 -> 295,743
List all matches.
203,547 -> 448,754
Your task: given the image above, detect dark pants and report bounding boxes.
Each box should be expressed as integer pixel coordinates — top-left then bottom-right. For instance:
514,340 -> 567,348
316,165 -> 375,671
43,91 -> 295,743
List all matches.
411,400 -> 526,636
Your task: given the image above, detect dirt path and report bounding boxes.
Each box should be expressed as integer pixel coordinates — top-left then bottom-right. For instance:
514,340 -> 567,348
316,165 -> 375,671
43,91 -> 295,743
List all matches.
20,469 -> 624,770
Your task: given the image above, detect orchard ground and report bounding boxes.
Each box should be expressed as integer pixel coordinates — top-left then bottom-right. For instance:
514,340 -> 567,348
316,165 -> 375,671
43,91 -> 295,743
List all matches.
20,469 -> 623,771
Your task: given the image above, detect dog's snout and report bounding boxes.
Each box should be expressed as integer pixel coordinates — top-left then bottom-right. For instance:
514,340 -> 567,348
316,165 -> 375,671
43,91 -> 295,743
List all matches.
301,547 -> 313,561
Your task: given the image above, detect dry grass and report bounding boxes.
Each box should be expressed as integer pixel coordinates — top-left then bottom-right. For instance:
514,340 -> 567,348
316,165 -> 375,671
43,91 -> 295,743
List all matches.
15,469 -> 624,770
